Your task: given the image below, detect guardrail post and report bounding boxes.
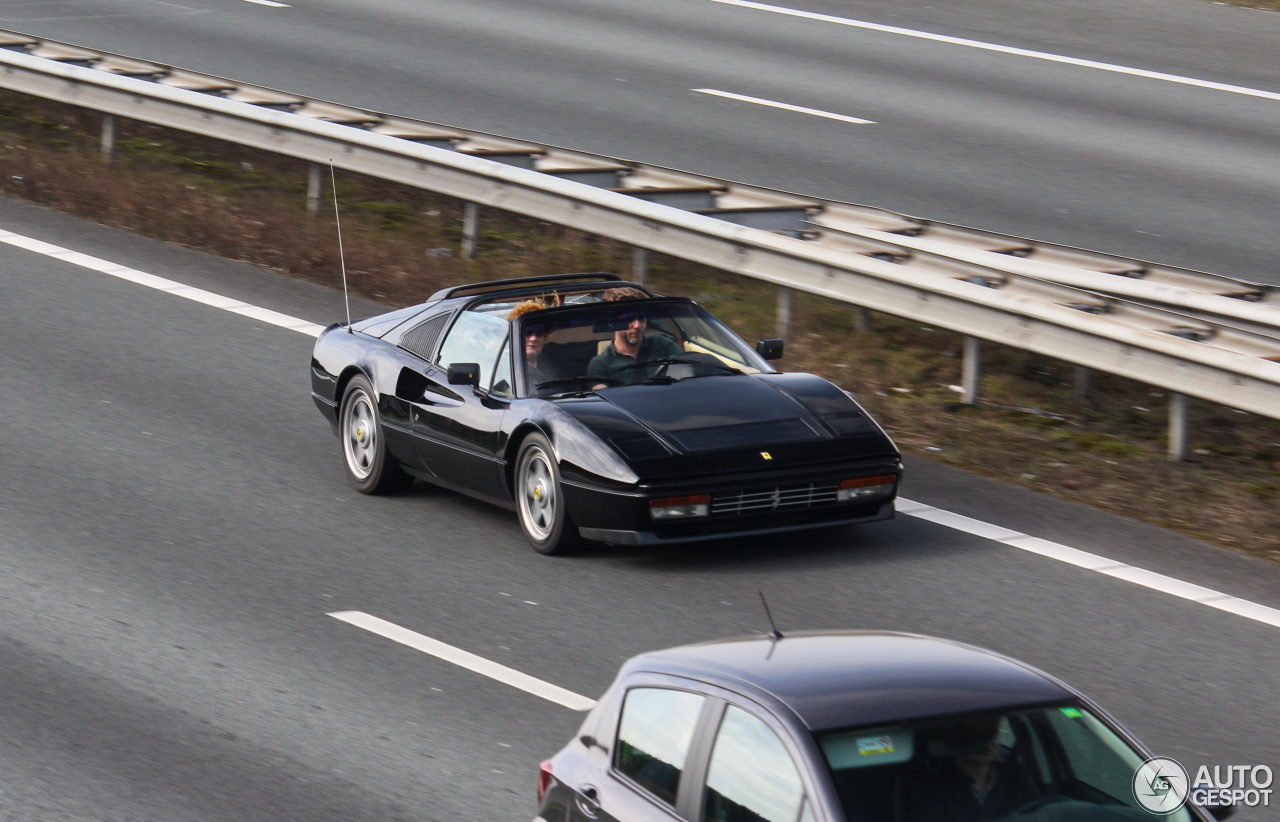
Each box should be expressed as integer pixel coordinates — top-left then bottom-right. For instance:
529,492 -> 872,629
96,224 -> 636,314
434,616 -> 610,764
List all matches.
776,286 -> 793,338
632,247 -> 649,285
854,307 -> 872,333
306,163 -> 323,217
462,202 -> 480,258
962,336 -> 982,404
1168,392 -> 1189,462
100,113 -> 116,163
1075,366 -> 1094,398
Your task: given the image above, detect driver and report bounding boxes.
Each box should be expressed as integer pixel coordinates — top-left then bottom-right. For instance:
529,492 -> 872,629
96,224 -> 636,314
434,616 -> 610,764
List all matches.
586,288 -> 682,388
905,715 -> 1040,822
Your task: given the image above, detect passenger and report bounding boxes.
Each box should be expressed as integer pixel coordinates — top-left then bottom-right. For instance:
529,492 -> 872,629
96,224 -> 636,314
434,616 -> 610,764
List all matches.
904,716 -> 1040,822
587,288 -> 681,388
508,298 -> 562,391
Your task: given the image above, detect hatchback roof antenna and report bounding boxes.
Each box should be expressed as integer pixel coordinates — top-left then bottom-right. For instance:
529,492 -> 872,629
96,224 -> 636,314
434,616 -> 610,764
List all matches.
758,590 -> 784,641
330,161 -> 352,333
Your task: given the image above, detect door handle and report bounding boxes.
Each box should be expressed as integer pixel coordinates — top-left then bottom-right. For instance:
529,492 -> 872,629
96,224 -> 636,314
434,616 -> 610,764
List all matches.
576,784 -> 601,818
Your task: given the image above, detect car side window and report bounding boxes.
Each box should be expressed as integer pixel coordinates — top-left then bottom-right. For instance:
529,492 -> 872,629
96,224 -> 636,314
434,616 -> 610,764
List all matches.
435,310 -> 509,388
490,339 -> 513,396
704,705 -> 806,822
614,688 -> 706,807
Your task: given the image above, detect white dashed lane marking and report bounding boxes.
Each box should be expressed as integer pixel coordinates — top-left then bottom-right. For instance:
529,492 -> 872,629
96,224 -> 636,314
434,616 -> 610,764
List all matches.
693,89 -> 875,124
329,611 -> 597,711
4,225 -> 1278,631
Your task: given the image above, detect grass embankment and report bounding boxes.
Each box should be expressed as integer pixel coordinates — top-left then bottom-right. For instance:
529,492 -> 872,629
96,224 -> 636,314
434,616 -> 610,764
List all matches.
1,91 -> 1277,562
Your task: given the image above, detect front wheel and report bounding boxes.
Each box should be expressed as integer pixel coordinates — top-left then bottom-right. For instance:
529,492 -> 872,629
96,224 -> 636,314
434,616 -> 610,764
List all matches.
515,432 -> 583,555
339,374 -> 413,494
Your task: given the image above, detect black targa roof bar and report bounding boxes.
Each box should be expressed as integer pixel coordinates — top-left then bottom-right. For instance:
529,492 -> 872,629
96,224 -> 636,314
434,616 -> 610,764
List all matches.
428,272 -> 626,301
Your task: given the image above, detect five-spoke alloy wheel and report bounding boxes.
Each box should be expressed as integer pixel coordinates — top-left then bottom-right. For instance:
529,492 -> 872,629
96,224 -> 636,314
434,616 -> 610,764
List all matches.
340,374 -> 412,494
515,432 -> 582,555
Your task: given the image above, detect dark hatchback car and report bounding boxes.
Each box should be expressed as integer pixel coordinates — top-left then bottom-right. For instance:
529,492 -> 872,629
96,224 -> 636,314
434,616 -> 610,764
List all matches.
536,631 -> 1222,822
310,274 -> 900,554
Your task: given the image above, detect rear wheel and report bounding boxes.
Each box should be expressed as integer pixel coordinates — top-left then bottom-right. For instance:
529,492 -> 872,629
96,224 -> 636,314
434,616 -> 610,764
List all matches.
515,432 -> 583,555
340,374 -> 413,494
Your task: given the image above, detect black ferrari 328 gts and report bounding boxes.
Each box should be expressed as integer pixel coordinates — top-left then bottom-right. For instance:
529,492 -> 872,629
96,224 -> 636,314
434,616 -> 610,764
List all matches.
310,273 -> 901,554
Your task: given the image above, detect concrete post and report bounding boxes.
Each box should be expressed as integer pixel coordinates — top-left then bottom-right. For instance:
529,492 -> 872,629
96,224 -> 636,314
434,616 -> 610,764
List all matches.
1168,392 -> 1189,462
632,247 -> 649,286
962,336 -> 982,404
462,202 -> 481,258
1075,365 -> 1094,399
100,113 -> 116,163
776,286 -> 794,339
306,163 -> 323,217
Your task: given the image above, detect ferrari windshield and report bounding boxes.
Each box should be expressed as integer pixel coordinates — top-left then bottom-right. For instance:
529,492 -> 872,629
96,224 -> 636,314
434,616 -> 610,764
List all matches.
818,705 -> 1195,822
511,299 -> 772,396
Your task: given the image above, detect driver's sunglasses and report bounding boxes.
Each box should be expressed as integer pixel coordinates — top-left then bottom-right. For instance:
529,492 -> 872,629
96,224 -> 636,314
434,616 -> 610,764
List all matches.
524,325 -> 547,337
617,311 -> 647,323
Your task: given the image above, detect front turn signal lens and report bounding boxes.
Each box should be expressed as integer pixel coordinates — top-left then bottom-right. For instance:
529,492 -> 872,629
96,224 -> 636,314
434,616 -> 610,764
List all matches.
837,475 -> 897,502
649,494 -> 712,520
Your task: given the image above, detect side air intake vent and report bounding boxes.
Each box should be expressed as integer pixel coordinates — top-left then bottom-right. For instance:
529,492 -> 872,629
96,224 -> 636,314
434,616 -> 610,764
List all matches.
399,314 -> 449,360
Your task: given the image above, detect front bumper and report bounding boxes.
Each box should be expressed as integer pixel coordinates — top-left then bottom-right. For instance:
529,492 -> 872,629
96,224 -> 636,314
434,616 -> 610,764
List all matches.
564,461 -> 900,546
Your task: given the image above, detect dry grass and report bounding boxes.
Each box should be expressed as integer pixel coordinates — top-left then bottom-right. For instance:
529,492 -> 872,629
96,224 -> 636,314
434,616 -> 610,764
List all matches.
2,91 -> 1277,563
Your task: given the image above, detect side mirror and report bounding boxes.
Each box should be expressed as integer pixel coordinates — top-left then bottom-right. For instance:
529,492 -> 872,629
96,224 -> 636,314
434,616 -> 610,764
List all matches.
756,338 -> 784,360
447,362 -> 481,387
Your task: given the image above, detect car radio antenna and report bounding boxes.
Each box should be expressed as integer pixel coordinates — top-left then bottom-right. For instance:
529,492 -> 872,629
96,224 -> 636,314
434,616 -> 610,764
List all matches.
758,590 -> 784,641
330,161 -> 353,333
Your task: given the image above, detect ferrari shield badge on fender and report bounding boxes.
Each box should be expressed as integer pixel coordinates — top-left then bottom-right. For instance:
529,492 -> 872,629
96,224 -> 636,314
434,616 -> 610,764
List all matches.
760,452 -> 772,460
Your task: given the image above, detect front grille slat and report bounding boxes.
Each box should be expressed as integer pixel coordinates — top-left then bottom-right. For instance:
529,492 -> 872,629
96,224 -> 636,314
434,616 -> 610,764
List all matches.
710,482 -> 838,516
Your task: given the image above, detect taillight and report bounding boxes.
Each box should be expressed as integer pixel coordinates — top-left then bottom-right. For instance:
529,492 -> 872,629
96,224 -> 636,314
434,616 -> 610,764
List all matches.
537,760 -> 554,803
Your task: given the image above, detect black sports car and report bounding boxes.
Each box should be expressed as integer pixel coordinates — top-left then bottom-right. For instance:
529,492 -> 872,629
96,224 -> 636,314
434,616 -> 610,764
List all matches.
310,273 -> 901,554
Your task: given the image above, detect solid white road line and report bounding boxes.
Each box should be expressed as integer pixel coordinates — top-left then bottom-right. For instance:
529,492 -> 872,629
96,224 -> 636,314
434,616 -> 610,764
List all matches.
711,0 -> 1280,104
0,231 -> 326,337
897,497 -> 1280,629
241,0 -> 290,7
328,611 -> 598,711
694,88 -> 875,124
3,224 -> 1278,631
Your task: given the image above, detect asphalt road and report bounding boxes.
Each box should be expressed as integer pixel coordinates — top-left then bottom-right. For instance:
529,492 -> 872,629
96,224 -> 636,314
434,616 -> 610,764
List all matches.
1,197 -> 1278,820
6,0 -> 1280,285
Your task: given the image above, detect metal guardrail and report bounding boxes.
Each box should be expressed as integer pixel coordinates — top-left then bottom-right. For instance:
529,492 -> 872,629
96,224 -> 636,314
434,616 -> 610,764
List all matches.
0,34 -> 1278,443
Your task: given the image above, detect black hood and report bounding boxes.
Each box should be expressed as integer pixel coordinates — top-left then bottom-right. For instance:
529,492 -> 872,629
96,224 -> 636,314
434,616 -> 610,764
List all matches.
595,374 -> 884,454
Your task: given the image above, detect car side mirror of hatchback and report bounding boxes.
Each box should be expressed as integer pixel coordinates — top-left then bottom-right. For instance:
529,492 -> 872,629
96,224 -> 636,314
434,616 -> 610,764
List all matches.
756,338 -> 784,360
447,363 -> 481,387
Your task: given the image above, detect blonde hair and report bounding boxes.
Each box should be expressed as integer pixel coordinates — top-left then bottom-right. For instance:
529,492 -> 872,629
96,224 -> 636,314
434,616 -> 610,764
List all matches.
507,299 -> 547,322
506,292 -> 563,322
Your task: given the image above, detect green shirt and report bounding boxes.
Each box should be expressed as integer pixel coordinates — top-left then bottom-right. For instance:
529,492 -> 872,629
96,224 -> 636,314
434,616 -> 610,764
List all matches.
587,335 -> 683,385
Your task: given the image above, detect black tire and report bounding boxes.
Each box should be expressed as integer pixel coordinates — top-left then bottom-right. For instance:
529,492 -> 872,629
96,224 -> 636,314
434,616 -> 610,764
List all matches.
514,432 -> 584,555
339,374 -> 413,494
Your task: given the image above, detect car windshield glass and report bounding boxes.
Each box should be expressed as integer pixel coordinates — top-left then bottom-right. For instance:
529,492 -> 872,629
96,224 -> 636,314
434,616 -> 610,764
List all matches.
817,705 -> 1195,822
512,300 -> 772,397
